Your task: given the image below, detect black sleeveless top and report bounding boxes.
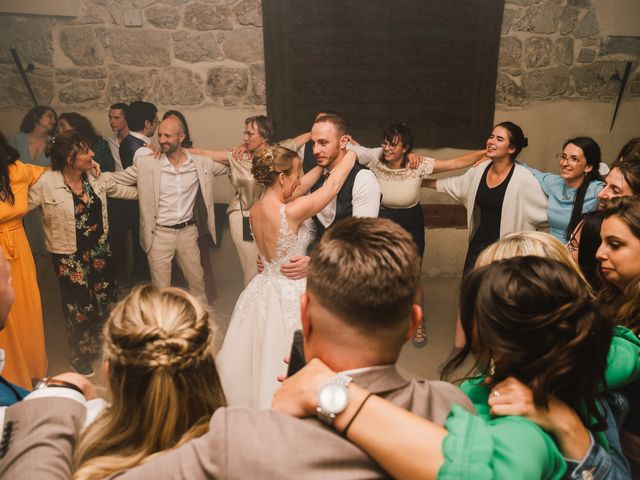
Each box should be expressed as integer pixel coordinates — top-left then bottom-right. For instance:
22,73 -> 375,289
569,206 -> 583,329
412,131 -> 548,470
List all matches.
463,163 -> 515,274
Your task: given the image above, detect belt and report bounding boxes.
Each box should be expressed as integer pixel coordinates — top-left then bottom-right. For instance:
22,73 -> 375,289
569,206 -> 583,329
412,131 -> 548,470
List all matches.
158,219 -> 196,230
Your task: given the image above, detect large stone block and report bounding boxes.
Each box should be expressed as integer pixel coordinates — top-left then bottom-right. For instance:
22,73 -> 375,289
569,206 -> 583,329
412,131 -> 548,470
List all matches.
572,61 -> 627,98
574,10 -> 599,38
0,15 -> 53,66
184,3 -> 233,31
59,80 -> 105,104
601,37 -> 640,58
248,63 -> 266,104
495,72 -> 525,106
522,66 -> 569,98
145,4 -> 180,29
554,37 -> 574,65
234,0 -> 263,27
154,67 -> 204,105
106,68 -> 155,104
173,32 -> 224,63
515,4 -> 563,34
498,37 -> 522,68
505,0 -> 536,5
630,73 -> 640,98
524,37 -> 552,68
69,4 -> 112,25
578,48 -> 596,63
55,67 -> 108,84
221,28 -> 264,63
60,27 -> 105,67
560,6 -> 579,35
206,65 -> 249,103
102,30 -> 170,67
0,73 -> 54,109
501,8 -> 519,34
568,0 -> 590,7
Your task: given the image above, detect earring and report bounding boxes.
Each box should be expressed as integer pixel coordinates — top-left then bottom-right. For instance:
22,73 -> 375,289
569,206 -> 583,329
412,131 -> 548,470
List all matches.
488,358 -> 496,376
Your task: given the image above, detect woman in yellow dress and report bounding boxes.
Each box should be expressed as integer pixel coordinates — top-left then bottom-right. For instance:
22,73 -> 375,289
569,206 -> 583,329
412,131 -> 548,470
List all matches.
0,132 -> 47,389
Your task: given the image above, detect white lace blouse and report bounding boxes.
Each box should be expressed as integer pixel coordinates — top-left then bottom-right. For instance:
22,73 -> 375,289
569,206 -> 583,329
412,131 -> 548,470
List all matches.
369,156 -> 435,208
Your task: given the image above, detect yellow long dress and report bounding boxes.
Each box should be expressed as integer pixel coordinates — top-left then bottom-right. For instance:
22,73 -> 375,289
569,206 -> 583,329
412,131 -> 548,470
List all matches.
0,161 -> 47,389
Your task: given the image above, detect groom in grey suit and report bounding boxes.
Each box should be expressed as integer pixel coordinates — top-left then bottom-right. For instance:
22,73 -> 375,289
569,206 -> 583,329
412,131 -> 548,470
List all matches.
0,218 -> 473,479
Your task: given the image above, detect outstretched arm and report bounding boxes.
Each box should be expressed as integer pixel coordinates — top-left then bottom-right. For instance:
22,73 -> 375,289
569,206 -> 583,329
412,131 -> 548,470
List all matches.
188,147 -> 230,165
432,149 -> 487,174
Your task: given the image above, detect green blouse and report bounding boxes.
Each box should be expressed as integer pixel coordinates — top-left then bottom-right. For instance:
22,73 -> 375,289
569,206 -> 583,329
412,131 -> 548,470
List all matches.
438,326 -> 640,479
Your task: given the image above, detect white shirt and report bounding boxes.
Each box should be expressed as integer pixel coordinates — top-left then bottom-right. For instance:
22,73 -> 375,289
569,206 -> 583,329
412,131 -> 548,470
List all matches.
315,168 -> 380,227
157,151 -> 200,226
107,133 -> 123,171
131,131 -> 154,162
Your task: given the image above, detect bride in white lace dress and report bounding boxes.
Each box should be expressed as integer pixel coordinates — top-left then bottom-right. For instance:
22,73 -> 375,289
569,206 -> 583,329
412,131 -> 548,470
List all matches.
217,145 -> 358,410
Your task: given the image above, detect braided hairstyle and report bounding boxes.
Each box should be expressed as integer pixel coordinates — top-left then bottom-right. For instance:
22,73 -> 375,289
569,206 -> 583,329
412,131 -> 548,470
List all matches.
251,145 -> 299,187
73,285 -> 226,480
443,256 -> 611,427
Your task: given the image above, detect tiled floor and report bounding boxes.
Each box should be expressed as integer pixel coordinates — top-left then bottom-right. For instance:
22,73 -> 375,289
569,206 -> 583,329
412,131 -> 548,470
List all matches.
40,222 -> 464,386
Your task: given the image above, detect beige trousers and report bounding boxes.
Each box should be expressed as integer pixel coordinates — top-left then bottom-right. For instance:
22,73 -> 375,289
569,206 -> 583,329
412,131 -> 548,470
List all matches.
229,210 -> 259,286
147,224 -> 206,303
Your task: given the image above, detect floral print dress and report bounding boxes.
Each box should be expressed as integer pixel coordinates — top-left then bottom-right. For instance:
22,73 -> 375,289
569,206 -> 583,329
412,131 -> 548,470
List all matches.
52,174 -> 116,370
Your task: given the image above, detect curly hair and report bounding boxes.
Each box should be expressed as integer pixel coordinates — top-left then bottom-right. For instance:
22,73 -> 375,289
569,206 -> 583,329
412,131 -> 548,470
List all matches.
443,256 -> 611,426
59,112 -> 101,146
251,145 -> 299,187
73,285 -> 226,480
0,132 -> 19,205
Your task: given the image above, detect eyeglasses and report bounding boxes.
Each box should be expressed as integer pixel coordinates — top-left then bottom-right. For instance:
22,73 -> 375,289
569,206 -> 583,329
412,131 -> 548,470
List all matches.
556,153 -> 583,165
381,141 -> 399,150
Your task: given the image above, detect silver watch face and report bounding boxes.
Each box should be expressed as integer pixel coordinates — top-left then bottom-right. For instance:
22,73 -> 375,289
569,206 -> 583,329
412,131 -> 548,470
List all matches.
318,383 -> 349,415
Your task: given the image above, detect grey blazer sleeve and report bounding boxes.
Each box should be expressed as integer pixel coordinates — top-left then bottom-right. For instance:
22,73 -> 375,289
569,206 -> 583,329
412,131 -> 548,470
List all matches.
0,397 -> 85,479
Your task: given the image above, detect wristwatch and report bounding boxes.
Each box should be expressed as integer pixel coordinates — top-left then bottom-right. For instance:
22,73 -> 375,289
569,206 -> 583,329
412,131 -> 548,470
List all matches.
33,377 -> 84,395
316,373 -> 352,426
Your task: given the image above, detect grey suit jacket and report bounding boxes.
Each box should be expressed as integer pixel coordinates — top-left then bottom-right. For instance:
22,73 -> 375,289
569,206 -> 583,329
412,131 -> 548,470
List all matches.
0,366 -> 473,479
106,152 -> 227,252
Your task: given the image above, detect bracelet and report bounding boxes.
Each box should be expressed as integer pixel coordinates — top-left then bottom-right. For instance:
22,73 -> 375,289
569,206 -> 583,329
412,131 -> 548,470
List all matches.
342,392 -> 373,438
46,378 -> 84,396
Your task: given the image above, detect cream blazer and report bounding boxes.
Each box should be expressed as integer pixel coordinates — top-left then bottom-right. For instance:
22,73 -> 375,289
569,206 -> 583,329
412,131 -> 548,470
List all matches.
105,152 -> 227,253
28,170 -> 138,254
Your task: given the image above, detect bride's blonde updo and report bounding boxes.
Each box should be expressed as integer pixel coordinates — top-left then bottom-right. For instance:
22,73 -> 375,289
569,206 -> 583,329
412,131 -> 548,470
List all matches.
252,145 -> 299,186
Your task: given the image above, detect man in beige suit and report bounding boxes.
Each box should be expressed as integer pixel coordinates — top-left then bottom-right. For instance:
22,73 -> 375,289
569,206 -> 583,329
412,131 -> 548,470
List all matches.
106,116 -> 227,301
0,218 -> 473,478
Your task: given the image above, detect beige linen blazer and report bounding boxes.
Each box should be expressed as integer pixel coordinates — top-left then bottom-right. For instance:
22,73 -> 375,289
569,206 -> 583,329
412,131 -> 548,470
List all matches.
0,365 -> 474,479
105,152 -> 227,253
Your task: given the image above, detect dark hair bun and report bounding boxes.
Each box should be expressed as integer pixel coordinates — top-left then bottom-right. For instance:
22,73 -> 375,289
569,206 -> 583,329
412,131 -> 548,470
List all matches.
522,137 -> 528,149
252,148 -> 276,186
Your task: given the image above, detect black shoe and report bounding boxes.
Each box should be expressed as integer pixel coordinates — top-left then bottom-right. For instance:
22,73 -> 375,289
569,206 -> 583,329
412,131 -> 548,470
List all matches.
70,361 -> 95,378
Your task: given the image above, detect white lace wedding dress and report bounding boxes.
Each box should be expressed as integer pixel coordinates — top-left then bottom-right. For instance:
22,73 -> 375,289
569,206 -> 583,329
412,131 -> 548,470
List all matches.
217,205 -> 314,410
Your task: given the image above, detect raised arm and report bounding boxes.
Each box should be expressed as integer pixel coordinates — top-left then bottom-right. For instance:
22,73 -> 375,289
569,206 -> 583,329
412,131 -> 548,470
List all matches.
286,151 -> 357,223
292,165 -> 324,200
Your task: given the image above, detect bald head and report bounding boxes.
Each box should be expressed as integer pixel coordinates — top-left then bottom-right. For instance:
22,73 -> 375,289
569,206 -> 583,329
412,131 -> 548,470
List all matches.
158,117 -> 186,156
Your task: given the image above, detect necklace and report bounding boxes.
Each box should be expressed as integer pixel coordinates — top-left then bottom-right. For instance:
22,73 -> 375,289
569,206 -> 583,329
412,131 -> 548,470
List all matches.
561,183 -> 572,201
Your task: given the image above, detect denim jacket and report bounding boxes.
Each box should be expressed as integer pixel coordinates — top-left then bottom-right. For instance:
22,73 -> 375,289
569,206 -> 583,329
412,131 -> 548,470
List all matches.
28,171 -> 137,254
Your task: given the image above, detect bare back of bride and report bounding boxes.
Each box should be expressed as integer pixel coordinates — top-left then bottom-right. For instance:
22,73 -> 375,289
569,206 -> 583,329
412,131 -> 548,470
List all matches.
216,145 -> 357,410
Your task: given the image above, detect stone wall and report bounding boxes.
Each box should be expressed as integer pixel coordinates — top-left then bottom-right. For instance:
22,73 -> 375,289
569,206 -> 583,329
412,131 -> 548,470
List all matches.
497,0 -> 640,106
0,0 -> 638,112
0,0 -> 265,111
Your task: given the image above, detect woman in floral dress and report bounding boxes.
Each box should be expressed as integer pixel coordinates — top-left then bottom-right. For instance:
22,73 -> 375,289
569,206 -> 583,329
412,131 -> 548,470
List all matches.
29,131 -> 137,376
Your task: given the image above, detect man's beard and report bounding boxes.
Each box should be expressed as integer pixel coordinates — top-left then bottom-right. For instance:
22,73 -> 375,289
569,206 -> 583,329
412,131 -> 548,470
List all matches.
161,143 -> 178,155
